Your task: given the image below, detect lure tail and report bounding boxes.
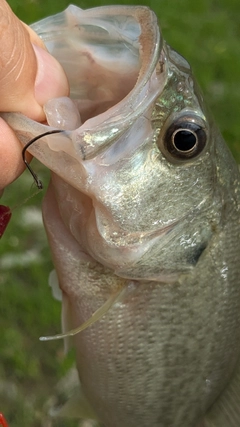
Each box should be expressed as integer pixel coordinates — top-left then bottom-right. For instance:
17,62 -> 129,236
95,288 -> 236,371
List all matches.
39,287 -> 125,342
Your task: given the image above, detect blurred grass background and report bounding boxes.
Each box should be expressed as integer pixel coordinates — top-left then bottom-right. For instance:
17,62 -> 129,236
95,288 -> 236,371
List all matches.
0,0 -> 239,426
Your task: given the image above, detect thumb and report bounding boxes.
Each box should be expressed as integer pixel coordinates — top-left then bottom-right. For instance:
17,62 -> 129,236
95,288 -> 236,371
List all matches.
0,0 -> 69,121
0,1 -> 69,191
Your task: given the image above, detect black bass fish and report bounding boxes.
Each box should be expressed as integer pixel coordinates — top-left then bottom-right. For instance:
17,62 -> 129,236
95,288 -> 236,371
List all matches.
3,5 -> 240,427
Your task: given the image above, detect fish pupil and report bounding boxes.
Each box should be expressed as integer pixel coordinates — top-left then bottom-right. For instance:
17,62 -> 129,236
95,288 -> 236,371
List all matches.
161,114 -> 207,161
173,129 -> 197,152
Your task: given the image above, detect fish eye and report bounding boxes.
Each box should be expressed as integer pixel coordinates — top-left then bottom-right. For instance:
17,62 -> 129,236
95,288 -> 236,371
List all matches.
160,114 -> 208,161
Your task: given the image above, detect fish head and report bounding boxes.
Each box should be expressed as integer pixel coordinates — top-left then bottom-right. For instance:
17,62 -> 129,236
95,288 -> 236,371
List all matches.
2,5 -> 236,282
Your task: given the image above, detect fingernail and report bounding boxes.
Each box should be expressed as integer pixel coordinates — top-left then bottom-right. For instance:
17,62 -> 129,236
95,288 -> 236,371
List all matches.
32,44 -> 69,106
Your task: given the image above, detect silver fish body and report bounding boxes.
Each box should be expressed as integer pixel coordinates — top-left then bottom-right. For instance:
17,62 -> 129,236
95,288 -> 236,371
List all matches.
3,5 -> 240,427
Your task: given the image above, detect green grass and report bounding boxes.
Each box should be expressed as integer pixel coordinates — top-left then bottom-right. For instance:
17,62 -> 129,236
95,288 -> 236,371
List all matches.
1,1 -> 240,426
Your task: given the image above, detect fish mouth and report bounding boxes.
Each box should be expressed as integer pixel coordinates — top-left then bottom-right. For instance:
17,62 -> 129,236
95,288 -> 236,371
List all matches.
1,5 -> 167,175
41,5 -> 162,125
39,5 -> 166,161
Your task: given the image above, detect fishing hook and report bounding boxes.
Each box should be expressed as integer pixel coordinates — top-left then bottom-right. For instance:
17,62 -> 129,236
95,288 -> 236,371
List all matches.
22,129 -> 64,189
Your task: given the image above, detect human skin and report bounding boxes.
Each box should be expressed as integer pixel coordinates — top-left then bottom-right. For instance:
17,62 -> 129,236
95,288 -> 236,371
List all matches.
0,0 -> 69,193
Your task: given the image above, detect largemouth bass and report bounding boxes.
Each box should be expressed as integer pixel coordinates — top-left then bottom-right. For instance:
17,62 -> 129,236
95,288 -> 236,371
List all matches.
3,5 -> 240,427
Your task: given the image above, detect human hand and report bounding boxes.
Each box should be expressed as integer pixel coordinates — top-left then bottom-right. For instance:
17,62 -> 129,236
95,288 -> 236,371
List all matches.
0,0 -> 69,193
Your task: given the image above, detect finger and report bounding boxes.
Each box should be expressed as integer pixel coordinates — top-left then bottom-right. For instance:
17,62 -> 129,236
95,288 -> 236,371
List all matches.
0,0 -> 69,121
0,118 -> 32,191
0,1 -> 69,189
21,21 -> 46,49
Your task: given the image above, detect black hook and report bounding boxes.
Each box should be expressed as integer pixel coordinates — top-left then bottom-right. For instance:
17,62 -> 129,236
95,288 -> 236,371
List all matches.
22,130 -> 64,189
